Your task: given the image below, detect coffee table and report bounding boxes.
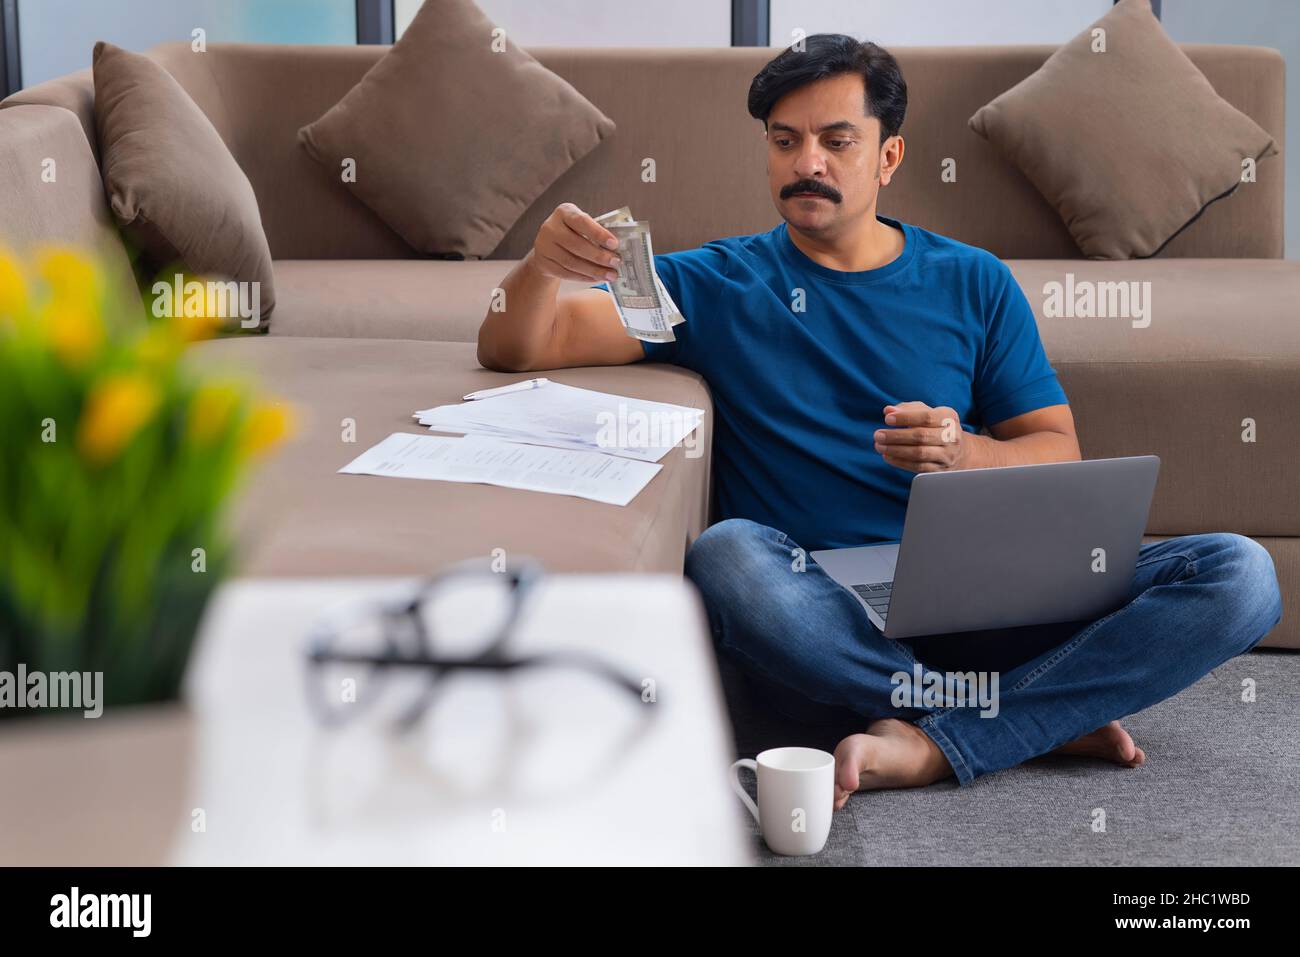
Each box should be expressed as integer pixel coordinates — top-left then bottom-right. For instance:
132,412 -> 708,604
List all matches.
0,575 -> 750,866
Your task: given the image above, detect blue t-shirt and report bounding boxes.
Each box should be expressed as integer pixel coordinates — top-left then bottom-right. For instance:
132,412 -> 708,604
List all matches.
594,216 -> 1068,551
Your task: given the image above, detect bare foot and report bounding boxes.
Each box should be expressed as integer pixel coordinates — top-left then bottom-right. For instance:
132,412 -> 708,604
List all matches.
833,718 -> 954,809
1049,720 -> 1146,768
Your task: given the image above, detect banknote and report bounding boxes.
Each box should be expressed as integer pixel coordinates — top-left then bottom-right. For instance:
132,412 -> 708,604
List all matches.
595,207 -> 683,326
593,207 -> 684,342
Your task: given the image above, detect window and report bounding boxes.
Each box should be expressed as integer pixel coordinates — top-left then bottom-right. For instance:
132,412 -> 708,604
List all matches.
769,0 -> 1111,47
14,0 -> 356,89
394,0 -> 730,46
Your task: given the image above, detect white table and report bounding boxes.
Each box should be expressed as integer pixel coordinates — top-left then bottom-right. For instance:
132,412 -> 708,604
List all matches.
9,575 -> 747,866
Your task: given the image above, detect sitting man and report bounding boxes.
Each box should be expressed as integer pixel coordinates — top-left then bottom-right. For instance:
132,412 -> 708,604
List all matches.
476,34 -> 1283,803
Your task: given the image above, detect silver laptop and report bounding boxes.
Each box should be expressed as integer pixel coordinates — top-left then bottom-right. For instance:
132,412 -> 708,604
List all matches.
810,456 -> 1160,639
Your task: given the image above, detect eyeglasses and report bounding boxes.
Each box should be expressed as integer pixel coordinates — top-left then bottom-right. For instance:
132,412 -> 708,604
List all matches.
303,559 -> 652,731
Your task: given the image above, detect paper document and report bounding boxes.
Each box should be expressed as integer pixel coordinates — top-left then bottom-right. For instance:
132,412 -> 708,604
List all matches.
339,433 -> 662,507
414,381 -> 703,463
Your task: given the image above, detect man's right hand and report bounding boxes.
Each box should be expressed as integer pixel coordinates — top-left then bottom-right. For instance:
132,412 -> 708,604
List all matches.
529,203 -> 624,283
477,202 -> 644,371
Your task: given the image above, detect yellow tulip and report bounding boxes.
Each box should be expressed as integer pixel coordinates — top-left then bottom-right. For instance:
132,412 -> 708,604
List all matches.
0,251 -> 25,318
37,247 -> 98,305
133,325 -> 184,366
77,373 -> 161,465
153,273 -> 228,342
188,382 -> 244,446
44,301 -> 104,368
240,401 -> 294,458
167,308 -> 223,343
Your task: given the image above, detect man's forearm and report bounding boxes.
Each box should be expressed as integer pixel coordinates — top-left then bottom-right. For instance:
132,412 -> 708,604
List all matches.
958,430 -> 1080,470
477,251 -> 561,371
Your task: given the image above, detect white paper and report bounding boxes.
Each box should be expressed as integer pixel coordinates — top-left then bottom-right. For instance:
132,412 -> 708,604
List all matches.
338,433 -> 662,507
414,381 -> 704,463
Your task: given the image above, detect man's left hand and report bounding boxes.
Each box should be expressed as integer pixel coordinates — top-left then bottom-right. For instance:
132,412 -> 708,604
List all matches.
874,401 -> 969,473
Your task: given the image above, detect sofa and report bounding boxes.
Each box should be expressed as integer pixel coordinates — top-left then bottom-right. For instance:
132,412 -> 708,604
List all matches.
2,41 -> 1296,649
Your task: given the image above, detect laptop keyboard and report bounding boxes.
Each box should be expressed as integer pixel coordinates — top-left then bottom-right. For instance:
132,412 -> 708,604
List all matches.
851,582 -> 892,621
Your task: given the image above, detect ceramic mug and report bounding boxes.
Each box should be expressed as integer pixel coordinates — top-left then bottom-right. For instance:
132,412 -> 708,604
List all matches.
729,746 -> 835,856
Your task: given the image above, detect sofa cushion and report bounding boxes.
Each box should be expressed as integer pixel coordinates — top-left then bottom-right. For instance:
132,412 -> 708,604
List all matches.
268,259 -> 593,341
260,256 -> 1300,541
187,337 -> 712,575
1008,258 -> 1300,535
297,0 -> 615,259
969,0 -> 1278,259
0,69 -> 99,160
93,41 -> 276,329
0,105 -> 139,307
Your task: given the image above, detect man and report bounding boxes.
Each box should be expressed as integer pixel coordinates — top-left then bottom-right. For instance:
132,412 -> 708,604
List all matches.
477,34 -> 1283,802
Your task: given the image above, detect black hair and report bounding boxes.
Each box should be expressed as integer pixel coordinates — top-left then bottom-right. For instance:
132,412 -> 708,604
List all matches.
747,34 -> 907,144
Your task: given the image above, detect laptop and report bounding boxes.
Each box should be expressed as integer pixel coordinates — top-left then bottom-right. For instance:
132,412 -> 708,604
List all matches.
809,456 -> 1160,639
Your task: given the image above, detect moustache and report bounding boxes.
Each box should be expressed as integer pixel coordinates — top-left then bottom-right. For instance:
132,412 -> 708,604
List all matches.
781,181 -> 842,203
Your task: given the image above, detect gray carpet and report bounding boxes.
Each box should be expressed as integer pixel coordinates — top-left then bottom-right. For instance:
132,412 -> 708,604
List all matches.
724,649 -> 1300,866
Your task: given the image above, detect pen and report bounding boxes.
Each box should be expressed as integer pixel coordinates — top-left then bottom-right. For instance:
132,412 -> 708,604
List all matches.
462,377 -> 550,401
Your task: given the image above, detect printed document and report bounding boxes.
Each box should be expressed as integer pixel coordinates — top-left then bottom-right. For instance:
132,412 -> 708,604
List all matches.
339,433 -> 662,506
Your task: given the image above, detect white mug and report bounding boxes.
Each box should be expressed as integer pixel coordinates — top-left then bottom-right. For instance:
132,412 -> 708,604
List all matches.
729,747 -> 835,856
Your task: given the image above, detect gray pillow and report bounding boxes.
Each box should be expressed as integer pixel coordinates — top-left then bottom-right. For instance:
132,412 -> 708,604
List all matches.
298,0 -> 615,259
969,0 -> 1278,259
93,41 -> 275,330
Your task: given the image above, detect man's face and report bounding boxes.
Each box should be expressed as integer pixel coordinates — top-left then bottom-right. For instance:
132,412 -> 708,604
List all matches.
764,72 -> 902,237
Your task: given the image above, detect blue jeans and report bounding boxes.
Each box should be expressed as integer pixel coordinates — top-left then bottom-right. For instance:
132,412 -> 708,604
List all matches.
686,518 -> 1284,787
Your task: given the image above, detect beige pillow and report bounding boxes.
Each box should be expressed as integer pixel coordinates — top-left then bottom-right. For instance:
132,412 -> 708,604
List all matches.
298,0 -> 615,259
93,41 -> 275,330
969,0 -> 1278,259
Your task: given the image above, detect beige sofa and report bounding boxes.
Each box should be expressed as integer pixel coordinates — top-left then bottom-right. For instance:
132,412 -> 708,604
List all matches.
2,41 -> 1296,647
